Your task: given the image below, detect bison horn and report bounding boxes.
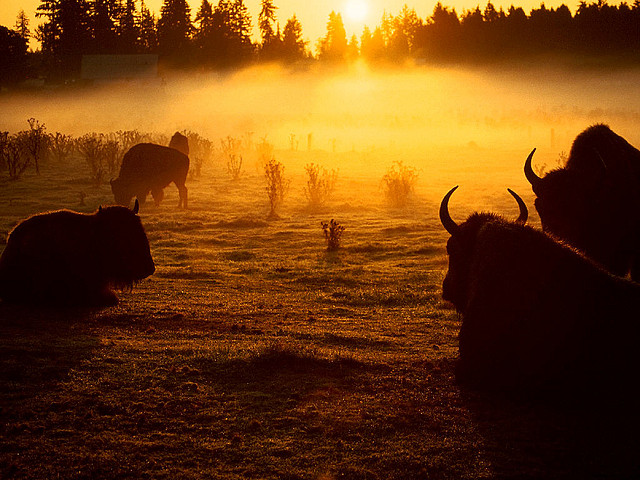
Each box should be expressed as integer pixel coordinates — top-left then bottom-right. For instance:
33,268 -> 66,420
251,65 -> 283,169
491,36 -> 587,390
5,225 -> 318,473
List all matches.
132,199 -> 140,215
440,186 -> 460,236
507,188 -> 528,224
524,148 -> 541,189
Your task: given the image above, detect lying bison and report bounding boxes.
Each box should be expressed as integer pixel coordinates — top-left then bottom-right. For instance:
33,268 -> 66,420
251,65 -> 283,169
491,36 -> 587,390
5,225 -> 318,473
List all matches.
111,132 -> 190,209
440,186 -> 640,391
525,124 -> 640,279
0,201 -> 154,306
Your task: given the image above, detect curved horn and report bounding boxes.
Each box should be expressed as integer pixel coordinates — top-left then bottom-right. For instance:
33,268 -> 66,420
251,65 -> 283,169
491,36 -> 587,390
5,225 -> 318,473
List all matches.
524,148 -> 541,189
440,186 -> 460,235
507,188 -> 528,224
132,199 -> 140,215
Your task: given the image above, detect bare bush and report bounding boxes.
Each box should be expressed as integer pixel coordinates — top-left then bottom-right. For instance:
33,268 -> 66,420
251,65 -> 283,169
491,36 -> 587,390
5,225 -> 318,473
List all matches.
304,163 -> 338,208
114,130 -> 150,153
381,161 -> 419,207
1,134 -> 31,179
186,131 -> 214,178
49,132 -> 75,162
77,133 -> 120,185
18,118 -> 49,175
264,157 -> 289,218
221,136 -> 243,180
321,219 -> 345,251
256,136 -> 274,171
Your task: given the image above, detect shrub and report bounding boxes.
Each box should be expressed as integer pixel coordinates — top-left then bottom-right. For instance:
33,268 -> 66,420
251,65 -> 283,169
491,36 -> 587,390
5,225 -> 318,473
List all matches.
264,157 -> 289,218
18,118 -> 49,175
322,219 -> 345,251
49,132 -> 75,162
221,136 -> 243,180
77,133 -> 120,185
381,161 -> 419,207
1,134 -> 30,179
256,136 -> 274,171
304,163 -> 338,208
186,131 -> 214,178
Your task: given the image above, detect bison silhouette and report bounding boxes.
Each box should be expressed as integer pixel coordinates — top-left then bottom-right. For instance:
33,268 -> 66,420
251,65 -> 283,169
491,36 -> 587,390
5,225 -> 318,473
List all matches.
111,132 -> 190,209
525,124 -> 640,280
440,186 -> 640,392
0,201 -> 154,306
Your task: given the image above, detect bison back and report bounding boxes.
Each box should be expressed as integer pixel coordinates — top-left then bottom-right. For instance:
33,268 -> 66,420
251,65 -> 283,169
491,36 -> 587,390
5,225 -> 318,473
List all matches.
118,143 -> 189,187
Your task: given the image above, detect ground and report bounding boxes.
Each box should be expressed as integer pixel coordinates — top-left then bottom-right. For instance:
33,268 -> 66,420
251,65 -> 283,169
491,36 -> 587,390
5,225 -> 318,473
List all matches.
0,147 -> 638,479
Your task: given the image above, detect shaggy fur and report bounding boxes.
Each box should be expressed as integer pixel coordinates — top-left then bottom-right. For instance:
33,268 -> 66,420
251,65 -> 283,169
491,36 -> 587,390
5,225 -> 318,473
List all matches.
111,133 -> 190,209
169,132 -> 189,156
442,202 -> 640,392
525,124 -> 640,279
0,205 -> 155,307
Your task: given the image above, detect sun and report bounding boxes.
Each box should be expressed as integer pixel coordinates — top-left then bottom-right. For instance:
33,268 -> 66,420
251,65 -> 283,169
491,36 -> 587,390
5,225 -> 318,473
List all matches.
344,0 -> 369,23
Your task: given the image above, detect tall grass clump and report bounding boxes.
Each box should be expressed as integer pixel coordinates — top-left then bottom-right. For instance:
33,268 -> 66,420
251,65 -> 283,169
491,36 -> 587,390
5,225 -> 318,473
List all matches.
381,161 -> 419,207
321,219 -> 345,251
221,136 -> 243,180
304,163 -> 338,209
264,157 -> 289,218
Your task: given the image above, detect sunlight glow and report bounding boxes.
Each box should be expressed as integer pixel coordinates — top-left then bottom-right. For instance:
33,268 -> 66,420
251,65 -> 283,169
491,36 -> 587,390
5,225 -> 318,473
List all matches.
344,0 -> 369,22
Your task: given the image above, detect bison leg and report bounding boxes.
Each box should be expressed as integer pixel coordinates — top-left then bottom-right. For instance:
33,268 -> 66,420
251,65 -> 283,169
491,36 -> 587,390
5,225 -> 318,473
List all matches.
177,184 -> 188,209
151,188 -> 165,207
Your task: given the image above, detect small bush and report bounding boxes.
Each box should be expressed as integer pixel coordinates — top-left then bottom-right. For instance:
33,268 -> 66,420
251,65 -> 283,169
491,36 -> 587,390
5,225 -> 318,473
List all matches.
381,161 -> 419,207
264,157 -> 289,218
49,132 -> 75,162
221,136 -> 243,180
1,134 -> 30,179
322,219 -> 345,251
256,136 -> 274,171
77,133 -> 120,185
186,131 -> 214,178
17,118 -> 49,175
305,163 -> 338,208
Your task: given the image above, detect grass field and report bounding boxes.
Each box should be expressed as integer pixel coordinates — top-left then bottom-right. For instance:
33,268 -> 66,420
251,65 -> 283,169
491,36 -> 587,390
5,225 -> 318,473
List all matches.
0,143 -> 638,479
2,65 -> 640,478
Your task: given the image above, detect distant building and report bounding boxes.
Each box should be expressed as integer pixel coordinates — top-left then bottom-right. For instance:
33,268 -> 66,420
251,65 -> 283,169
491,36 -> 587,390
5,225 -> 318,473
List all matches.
81,55 -> 159,81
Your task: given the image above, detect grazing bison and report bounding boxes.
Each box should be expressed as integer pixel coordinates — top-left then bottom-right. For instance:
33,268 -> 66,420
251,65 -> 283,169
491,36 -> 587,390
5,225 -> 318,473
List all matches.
524,124 -> 640,279
0,201 -> 154,306
111,132 -> 190,209
440,186 -> 640,391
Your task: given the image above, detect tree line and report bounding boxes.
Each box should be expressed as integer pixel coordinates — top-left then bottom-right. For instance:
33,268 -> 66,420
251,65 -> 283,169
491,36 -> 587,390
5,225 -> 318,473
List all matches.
2,0 -> 640,85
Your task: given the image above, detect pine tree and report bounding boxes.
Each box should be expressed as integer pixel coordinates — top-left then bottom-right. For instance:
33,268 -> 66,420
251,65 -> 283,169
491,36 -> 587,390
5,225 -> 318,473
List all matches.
158,0 -> 193,57
282,14 -> 306,61
259,0 -> 277,46
139,0 -> 157,52
318,11 -> 347,62
92,0 -> 121,53
118,0 -> 140,53
14,10 -> 31,43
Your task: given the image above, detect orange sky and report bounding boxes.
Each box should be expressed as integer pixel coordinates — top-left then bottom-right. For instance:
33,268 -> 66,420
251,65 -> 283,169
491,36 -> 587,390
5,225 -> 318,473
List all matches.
2,0 -> 577,49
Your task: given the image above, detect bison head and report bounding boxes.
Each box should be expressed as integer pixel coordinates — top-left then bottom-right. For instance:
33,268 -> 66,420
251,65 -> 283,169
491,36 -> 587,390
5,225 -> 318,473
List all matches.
110,178 -> 134,208
96,200 -> 155,286
169,132 -> 189,156
439,186 -> 528,313
524,148 -> 607,254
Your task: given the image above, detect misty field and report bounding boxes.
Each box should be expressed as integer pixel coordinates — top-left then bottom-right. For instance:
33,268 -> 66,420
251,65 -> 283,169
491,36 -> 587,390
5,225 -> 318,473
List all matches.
2,65 -> 640,478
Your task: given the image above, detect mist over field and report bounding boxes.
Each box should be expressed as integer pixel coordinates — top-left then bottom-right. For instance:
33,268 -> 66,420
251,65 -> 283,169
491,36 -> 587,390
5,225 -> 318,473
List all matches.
3,64 -> 640,478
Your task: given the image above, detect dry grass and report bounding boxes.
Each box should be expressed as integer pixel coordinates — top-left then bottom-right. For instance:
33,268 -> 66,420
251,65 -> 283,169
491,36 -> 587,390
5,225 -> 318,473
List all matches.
0,148 -> 637,479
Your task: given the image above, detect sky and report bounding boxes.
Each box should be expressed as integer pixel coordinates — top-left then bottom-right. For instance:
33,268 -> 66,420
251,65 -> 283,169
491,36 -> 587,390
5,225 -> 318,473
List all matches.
2,0 -> 578,49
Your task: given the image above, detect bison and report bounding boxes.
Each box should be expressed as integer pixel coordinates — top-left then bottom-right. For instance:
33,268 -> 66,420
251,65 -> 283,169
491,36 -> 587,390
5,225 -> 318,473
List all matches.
440,186 -> 640,391
0,201 -> 154,307
111,132 -> 190,209
524,124 -> 640,280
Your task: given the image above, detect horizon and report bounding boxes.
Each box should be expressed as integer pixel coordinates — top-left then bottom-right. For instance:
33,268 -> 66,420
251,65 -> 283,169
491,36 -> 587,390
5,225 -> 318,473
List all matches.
3,0 -> 582,51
